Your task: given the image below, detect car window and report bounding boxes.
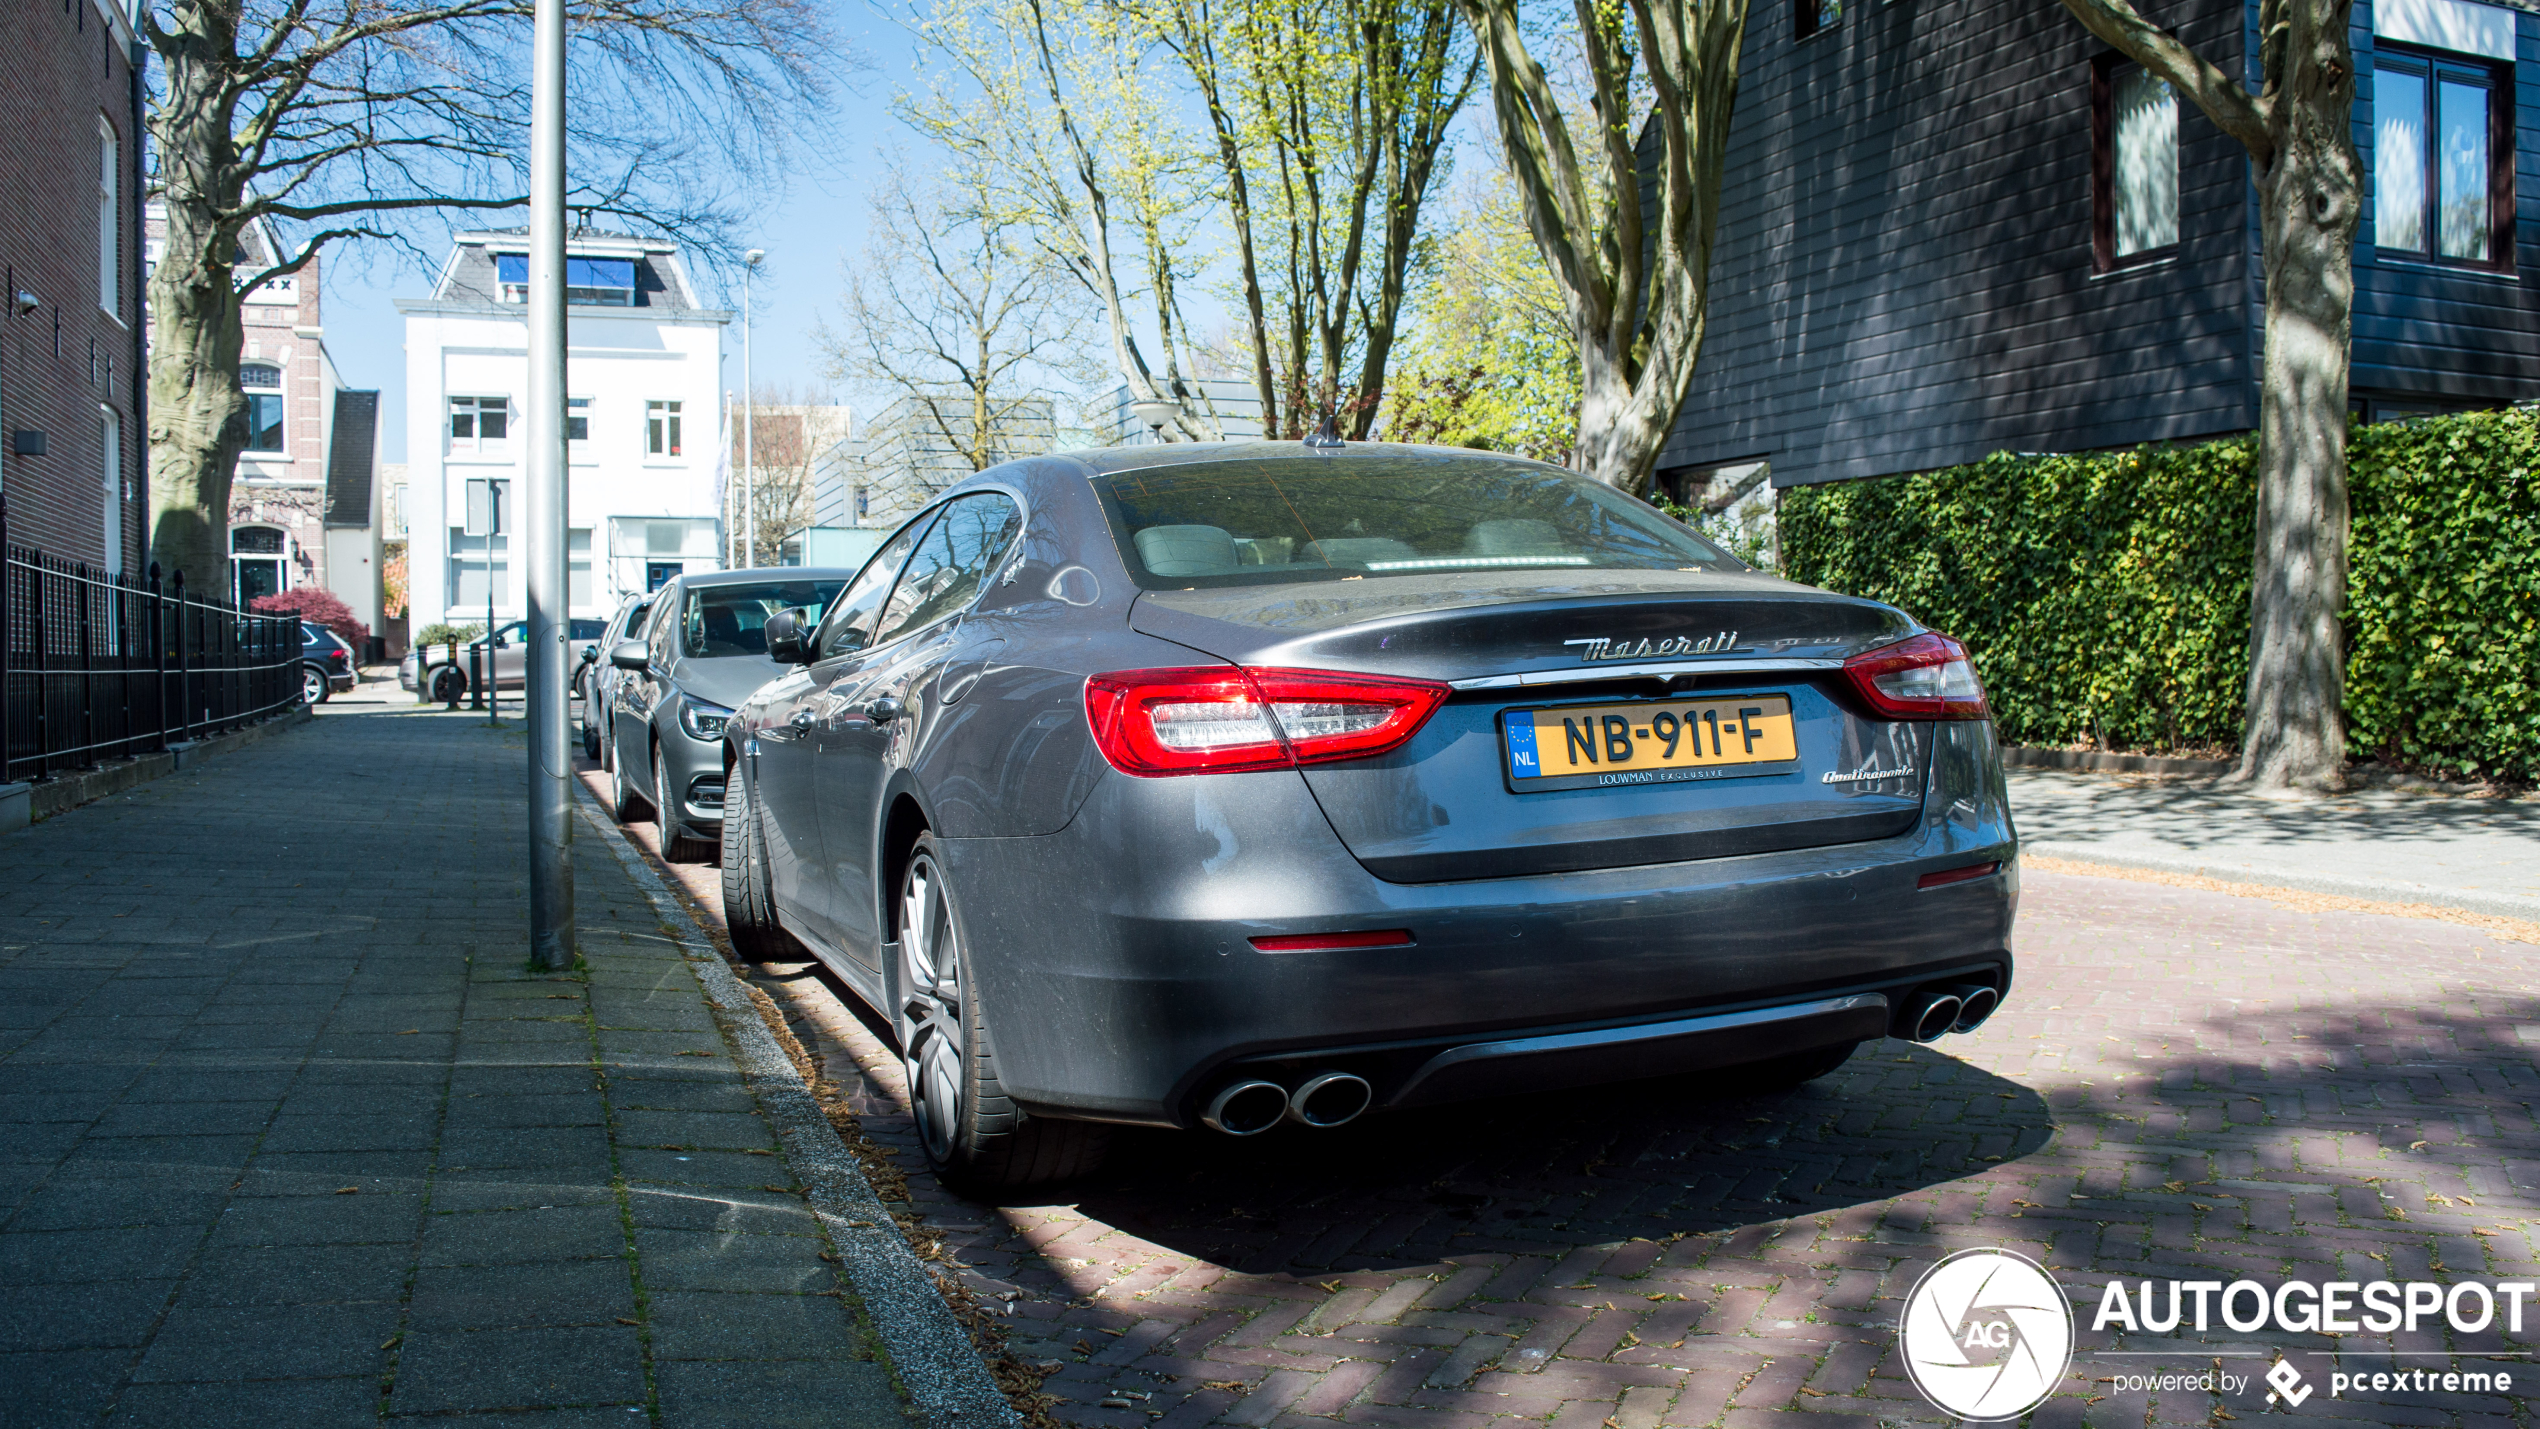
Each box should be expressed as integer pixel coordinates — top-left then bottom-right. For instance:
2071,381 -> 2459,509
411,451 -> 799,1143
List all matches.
870,494 -> 1023,649
814,511 -> 938,660
1095,455 -> 1739,589
679,579 -> 849,660
485,620 -> 526,646
569,618 -> 606,640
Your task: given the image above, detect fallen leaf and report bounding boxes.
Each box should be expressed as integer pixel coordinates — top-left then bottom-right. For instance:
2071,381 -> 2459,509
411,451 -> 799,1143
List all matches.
334,1186 -> 360,1195
2410,1140 -> 2429,1150
616,1316 -> 639,1325
1202,1380 -> 1247,1393
2475,1227 -> 2502,1236
1074,1340 -> 1096,1354
1799,1387 -> 1828,1397
380,1335 -> 402,1350
396,1029 -> 419,1036
2162,1181 -> 2186,1194
1318,1280 -> 1343,1293
1102,1328 -> 1127,1337
677,1050 -> 715,1057
2191,1203 -> 2214,1212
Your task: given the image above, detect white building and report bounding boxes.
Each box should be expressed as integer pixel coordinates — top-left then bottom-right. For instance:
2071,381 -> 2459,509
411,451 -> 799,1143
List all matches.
398,229 -> 728,627
1099,378 -> 1265,445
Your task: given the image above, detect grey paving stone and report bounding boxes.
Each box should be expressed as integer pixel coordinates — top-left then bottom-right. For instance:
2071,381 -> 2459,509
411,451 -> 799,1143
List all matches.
654,1356 -> 911,1429
629,1227 -> 834,1294
439,1093 -> 606,1131
446,1067 -> 598,1099
419,1206 -> 627,1266
614,1148 -> 796,1191
105,1375 -> 379,1428
172,1242 -> 413,1307
118,1069 -> 295,1103
7,1179 -> 230,1232
258,1111 -> 440,1153
0,1091 -> 126,1123
206,1192 -> 424,1247
603,1078 -> 757,1115
57,1134 -> 260,1170
0,1348 -> 130,1429
132,1302 -> 398,1381
425,1176 -> 618,1213
0,1227 -> 198,1285
242,1148 -> 437,1184
642,1289 -> 858,1360
0,1277 -> 175,1349
387,1324 -> 644,1415
0,1123 -> 86,1160
613,1110 -> 778,1152
382,1410 -> 650,1428
593,1030 -> 725,1060
85,1100 -> 277,1137
437,1126 -> 613,1172
405,1258 -> 637,1330
620,1185 -> 821,1235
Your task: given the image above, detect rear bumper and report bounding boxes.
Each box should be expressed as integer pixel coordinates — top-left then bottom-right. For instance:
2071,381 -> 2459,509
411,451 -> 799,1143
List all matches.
941,722 -> 2019,1129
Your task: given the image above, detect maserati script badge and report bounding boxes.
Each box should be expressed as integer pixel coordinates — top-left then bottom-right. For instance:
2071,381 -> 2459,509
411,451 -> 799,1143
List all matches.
1563,631 -> 1740,661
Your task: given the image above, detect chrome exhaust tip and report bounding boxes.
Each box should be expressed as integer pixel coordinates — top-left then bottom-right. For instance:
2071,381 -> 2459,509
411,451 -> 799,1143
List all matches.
1285,1072 -> 1372,1128
1202,1080 -> 1290,1136
1901,990 -> 1964,1043
1946,983 -> 2001,1033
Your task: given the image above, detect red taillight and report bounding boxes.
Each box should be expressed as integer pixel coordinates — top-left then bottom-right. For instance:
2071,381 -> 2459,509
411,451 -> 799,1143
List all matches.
1249,929 -> 1414,952
1840,632 -> 1989,720
1917,861 -> 2001,890
1084,666 -> 1450,777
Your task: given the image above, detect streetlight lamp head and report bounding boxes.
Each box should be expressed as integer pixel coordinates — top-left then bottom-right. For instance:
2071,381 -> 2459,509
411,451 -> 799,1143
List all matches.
744,248 -> 766,266
1128,397 -> 1180,433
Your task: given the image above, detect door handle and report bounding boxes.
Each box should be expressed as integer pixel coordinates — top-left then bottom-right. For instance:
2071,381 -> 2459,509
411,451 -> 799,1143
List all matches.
866,695 -> 903,723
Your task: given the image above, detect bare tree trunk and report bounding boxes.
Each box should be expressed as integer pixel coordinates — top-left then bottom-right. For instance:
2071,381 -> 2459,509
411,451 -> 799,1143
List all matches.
147,5 -> 250,593
2239,73 -> 2359,791
2053,0 -> 2359,791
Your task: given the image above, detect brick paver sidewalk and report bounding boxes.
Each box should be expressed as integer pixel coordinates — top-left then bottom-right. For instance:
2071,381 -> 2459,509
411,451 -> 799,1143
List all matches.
0,705 -> 911,1427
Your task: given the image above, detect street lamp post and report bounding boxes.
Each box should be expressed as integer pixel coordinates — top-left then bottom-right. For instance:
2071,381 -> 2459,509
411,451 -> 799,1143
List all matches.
1129,396 -> 1180,444
524,0 -> 574,969
741,248 -> 763,568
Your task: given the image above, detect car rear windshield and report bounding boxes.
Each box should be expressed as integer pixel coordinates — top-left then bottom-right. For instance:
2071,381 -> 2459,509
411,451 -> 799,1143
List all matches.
681,580 -> 847,659
1095,456 -> 1740,589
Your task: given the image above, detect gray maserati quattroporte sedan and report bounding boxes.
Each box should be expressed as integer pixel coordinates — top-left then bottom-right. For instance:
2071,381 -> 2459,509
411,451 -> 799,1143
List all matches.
717,439 -> 2018,1193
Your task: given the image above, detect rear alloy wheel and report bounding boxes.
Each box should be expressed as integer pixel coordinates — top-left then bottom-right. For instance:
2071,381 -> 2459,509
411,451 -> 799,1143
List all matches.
897,834 -> 1110,1194
608,743 -> 651,825
302,664 -> 330,705
428,664 -> 468,705
720,763 -> 797,960
656,745 -> 718,863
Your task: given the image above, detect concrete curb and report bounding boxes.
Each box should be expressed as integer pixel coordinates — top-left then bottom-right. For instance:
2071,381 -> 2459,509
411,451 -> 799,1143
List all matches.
2004,745 -> 2234,777
2023,840 -> 2540,923
573,792 -> 1021,1429
2,705 -> 315,830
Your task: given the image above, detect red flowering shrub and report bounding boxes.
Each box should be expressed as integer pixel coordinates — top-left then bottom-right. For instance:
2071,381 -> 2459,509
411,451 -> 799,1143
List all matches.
250,587 -> 371,649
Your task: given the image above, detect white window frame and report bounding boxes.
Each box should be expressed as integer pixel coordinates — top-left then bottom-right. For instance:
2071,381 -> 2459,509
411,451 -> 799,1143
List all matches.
567,395 -> 592,445
100,407 -> 122,572
98,118 -> 119,320
449,394 -> 512,455
241,362 -> 286,454
646,399 -> 684,458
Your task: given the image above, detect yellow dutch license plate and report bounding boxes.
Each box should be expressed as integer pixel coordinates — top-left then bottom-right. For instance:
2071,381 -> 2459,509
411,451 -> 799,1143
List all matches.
1502,695 -> 1800,791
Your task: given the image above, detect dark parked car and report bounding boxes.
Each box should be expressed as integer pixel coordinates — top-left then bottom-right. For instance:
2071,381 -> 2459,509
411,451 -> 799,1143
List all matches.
580,594 -> 654,762
300,623 -> 357,704
714,440 -> 2020,1194
604,571 -> 851,862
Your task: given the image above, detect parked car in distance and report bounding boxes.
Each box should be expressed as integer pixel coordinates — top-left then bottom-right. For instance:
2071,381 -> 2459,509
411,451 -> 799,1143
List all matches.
716,440 -> 2019,1195
580,594 -> 654,762
402,618 -> 607,699
606,570 -> 852,863
300,623 -> 357,705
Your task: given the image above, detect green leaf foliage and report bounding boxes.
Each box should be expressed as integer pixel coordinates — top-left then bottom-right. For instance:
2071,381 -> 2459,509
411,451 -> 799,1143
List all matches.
1780,409 -> 2540,781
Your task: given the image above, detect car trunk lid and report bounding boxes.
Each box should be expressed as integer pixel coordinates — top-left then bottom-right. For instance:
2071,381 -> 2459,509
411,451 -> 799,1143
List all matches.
1129,573 -> 1931,881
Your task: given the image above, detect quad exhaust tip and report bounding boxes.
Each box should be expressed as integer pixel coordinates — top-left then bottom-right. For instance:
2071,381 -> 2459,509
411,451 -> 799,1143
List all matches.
1901,989 -> 1964,1043
1202,1080 -> 1289,1136
1945,983 -> 2000,1033
1285,1072 -> 1372,1129
1204,1072 -> 1374,1135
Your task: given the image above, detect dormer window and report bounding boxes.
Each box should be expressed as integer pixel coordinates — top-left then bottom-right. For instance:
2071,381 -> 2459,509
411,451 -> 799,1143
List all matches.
493,254 -> 638,306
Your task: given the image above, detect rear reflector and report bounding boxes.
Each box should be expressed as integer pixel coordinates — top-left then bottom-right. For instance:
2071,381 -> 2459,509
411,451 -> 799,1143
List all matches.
1916,861 -> 2001,890
1086,667 -> 1449,777
1248,929 -> 1414,952
1841,632 -> 1990,720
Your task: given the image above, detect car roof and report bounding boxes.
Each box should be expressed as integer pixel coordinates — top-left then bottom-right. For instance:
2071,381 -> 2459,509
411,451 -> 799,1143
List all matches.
666,567 -> 862,590
1039,439 -> 1569,482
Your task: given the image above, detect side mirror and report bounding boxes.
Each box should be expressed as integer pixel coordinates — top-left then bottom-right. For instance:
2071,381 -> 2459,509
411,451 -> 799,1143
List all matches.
764,608 -> 809,665
608,640 -> 651,672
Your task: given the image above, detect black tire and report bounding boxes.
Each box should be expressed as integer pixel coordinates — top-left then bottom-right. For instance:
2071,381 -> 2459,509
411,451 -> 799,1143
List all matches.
608,743 -> 650,825
896,834 -> 1111,1196
720,763 -> 797,961
428,664 -> 468,704
580,708 -> 601,761
657,745 -> 719,863
301,664 -> 330,705
1723,1039 -> 1862,1093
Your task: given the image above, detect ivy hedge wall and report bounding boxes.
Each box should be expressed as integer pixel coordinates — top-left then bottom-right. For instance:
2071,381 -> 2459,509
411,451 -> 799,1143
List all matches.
1780,409 -> 2540,781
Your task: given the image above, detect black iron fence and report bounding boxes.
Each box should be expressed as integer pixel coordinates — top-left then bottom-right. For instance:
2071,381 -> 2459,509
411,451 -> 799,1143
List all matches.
2,542 -> 302,785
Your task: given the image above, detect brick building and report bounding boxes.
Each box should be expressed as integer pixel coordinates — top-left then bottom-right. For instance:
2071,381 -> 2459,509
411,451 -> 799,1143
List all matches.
0,0 -> 146,572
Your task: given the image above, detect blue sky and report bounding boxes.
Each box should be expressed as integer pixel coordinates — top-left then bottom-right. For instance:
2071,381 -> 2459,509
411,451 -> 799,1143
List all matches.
322,9 -> 922,463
